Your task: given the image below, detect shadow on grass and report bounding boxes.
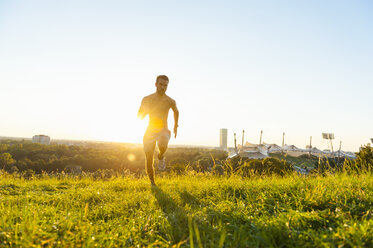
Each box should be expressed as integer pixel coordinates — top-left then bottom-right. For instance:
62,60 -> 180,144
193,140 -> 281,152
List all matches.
176,188 -> 370,247
153,186 -> 323,247
177,189 -> 268,247
151,186 -> 190,244
152,186 -> 256,247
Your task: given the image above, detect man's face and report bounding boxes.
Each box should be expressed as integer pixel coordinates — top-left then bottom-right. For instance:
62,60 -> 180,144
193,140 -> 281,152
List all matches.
155,78 -> 169,95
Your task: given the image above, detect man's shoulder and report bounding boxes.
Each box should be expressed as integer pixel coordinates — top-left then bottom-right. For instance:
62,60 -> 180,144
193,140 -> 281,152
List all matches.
165,95 -> 176,102
165,95 -> 176,105
142,93 -> 157,101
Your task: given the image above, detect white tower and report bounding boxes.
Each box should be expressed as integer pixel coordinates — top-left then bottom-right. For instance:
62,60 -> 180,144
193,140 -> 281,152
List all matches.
220,128 -> 228,150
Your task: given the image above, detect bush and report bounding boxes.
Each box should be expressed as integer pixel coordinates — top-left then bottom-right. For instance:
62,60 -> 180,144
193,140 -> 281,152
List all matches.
0,152 -> 15,170
263,157 -> 293,175
193,158 -> 211,172
9,166 -> 19,174
314,156 -> 347,174
240,159 -> 262,177
168,158 -> 188,174
225,156 -> 250,170
355,144 -> 373,172
239,157 -> 293,177
22,169 -> 35,180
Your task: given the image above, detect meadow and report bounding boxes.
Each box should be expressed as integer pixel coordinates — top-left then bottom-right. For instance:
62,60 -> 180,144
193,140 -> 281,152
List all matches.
1,172 -> 372,247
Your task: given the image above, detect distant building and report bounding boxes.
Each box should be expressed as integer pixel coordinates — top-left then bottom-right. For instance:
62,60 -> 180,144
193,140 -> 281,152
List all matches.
220,128 -> 228,150
32,135 -> 50,145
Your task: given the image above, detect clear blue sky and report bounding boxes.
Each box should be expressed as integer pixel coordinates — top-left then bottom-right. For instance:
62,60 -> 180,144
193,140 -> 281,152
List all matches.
1,0 -> 372,151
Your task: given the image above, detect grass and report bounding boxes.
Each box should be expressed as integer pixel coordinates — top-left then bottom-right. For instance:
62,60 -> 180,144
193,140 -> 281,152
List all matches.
0,173 -> 372,247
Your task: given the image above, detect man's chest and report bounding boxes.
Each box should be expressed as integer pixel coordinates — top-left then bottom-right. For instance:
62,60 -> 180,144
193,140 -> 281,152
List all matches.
146,97 -> 171,112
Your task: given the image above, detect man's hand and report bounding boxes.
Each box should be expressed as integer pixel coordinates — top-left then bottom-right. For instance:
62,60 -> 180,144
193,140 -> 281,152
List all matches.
173,125 -> 178,138
137,111 -> 146,120
171,101 -> 179,139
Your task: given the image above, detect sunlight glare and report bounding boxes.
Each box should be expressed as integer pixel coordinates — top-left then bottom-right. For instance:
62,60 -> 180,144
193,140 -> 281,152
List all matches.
127,153 -> 136,162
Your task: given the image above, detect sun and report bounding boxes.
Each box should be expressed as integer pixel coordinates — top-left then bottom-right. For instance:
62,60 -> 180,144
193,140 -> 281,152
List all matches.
85,110 -> 149,144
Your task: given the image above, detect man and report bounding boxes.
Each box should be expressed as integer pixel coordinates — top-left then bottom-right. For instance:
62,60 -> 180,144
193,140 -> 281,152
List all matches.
138,75 -> 179,186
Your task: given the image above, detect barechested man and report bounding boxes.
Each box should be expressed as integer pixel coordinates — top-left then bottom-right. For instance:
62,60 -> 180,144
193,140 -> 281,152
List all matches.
137,75 -> 179,186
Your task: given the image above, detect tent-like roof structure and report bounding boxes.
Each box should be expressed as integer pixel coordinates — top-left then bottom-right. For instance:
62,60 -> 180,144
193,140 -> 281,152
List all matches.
243,142 -> 261,148
332,150 -> 356,159
282,145 -> 300,151
231,140 -> 356,159
310,147 -> 322,153
238,150 -> 268,159
264,143 -> 282,152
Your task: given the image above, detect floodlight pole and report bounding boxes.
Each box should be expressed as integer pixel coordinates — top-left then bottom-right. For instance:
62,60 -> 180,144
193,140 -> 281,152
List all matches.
339,141 -> 342,158
282,132 -> 285,154
234,133 -> 237,153
242,130 -> 244,147
309,136 -> 312,157
330,138 -> 334,153
259,130 -> 263,145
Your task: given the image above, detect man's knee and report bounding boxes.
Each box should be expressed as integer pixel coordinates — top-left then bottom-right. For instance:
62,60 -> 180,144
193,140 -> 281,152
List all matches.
157,137 -> 169,151
143,140 -> 156,154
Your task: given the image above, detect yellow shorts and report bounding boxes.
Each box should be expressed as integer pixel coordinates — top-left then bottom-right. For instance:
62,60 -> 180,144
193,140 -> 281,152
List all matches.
143,128 -> 171,153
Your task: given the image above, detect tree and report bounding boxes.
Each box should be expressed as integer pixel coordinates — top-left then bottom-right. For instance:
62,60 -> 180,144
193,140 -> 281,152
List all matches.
0,153 -> 16,170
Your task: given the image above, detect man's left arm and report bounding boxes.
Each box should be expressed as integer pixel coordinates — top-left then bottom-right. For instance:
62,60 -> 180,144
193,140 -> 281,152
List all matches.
171,100 -> 179,138
137,98 -> 148,120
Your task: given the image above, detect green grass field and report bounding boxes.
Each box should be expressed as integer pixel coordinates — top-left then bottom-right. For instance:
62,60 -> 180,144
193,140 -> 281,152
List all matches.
1,173 -> 372,247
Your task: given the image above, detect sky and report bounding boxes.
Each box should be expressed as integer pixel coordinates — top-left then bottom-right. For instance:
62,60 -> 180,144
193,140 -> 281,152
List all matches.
0,0 -> 372,151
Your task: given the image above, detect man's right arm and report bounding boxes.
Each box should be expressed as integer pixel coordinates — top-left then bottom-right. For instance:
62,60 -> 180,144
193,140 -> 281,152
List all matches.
171,100 -> 179,138
137,98 -> 148,119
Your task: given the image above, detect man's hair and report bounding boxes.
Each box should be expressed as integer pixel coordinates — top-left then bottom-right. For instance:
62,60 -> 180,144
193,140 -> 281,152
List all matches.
156,75 -> 169,83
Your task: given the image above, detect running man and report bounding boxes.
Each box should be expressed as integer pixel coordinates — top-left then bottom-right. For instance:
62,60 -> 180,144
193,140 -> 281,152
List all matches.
137,75 -> 179,186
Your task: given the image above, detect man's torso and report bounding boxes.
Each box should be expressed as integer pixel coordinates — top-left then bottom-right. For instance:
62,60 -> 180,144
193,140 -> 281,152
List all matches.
141,93 -> 175,132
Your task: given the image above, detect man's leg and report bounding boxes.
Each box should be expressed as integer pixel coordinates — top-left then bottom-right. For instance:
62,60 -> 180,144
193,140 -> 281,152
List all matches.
145,148 -> 156,185
157,131 -> 171,160
144,133 -> 156,185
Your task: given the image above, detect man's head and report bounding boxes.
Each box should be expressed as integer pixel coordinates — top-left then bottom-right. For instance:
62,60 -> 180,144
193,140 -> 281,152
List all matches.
155,75 -> 169,95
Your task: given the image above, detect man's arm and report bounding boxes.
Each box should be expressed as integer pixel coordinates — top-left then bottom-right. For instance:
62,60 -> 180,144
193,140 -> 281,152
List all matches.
137,98 -> 148,120
171,101 -> 179,138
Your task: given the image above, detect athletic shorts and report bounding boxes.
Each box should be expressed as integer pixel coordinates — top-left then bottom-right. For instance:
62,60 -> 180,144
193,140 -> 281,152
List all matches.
143,128 -> 171,153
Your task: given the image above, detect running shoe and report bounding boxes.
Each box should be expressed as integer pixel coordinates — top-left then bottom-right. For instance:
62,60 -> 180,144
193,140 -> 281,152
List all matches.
158,158 -> 166,171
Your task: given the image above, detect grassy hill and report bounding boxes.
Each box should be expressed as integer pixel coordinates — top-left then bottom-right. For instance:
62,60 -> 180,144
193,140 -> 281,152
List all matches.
1,173 -> 372,247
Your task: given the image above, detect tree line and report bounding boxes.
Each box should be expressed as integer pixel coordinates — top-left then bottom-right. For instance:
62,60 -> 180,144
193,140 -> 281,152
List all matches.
0,140 -> 227,175
1,139 -> 370,176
